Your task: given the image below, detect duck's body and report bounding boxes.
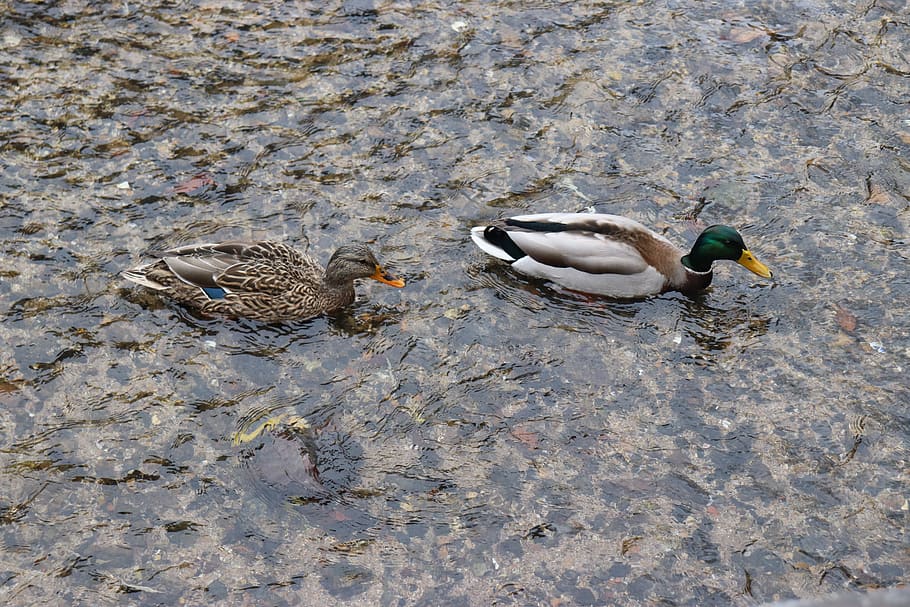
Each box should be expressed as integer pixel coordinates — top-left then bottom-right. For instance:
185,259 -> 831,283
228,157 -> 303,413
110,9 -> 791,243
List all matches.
470,213 -> 771,298
123,241 -> 404,322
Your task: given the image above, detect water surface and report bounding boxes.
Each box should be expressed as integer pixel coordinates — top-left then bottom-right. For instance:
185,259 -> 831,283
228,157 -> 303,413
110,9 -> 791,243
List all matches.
1,1 -> 908,605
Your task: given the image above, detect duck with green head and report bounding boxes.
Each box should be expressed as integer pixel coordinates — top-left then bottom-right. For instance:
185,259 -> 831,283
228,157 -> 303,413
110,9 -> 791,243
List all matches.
470,213 -> 772,298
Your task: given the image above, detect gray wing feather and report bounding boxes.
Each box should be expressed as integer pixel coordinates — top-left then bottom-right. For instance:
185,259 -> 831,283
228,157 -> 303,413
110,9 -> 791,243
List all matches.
163,256 -> 235,291
506,230 -> 650,275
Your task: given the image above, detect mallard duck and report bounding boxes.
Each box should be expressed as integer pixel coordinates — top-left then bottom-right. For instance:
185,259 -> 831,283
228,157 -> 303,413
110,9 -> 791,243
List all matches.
123,240 -> 405,322
470,212 -> 772,298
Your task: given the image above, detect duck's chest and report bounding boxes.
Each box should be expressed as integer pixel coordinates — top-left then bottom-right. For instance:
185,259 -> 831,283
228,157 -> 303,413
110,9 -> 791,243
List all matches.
284,280 -> 354,313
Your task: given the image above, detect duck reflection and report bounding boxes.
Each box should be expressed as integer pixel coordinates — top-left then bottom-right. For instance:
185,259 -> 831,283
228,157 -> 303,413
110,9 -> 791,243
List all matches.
675,292 -> 771,356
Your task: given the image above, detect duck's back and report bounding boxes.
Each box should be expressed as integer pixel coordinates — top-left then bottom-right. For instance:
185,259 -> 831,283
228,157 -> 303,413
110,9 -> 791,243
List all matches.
471,213 -> 695,297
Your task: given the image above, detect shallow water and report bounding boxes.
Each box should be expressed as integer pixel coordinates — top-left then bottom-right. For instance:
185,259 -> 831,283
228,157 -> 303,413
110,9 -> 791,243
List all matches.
1,1 -> 908,605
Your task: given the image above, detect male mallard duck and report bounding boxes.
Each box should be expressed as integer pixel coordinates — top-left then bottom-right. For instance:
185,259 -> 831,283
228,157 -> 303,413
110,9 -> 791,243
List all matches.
123,241 -> 405,322
470,213 -> 772,298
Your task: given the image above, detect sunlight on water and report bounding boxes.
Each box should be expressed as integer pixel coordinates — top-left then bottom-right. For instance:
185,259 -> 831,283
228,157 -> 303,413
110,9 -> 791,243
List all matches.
0,0 -> 908,605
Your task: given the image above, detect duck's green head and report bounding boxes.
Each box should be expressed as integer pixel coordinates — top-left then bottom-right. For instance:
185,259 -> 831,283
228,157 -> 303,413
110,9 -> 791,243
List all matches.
681,225 -> 772,278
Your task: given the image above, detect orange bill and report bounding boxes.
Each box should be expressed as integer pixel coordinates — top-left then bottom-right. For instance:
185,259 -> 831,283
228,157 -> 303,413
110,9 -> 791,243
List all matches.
370,265 -> 405,288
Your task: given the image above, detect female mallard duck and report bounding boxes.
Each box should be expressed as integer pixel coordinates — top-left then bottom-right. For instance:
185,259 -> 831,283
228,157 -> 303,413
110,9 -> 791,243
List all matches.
123,241 -> 405,322
470,213 -> 772,298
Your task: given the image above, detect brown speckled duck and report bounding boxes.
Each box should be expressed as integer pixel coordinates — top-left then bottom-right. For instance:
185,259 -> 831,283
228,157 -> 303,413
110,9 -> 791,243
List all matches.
470,212 -> 772,298
123,241 -> 405,322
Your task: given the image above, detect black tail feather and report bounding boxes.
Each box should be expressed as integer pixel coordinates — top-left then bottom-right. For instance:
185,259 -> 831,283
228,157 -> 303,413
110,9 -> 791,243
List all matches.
484,226 -> 526,260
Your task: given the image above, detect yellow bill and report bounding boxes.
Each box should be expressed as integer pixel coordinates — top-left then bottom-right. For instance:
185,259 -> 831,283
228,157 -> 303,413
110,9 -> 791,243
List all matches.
737,249 -> 773,278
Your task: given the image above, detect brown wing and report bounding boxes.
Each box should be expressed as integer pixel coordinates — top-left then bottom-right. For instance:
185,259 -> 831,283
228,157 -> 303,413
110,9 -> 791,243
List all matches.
157,240 -> 321,296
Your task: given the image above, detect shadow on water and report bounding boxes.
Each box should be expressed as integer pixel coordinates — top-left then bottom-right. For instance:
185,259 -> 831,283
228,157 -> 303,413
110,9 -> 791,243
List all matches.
671,290 -> 773,360
227,393 -> 511,557
230,401 -> 377,539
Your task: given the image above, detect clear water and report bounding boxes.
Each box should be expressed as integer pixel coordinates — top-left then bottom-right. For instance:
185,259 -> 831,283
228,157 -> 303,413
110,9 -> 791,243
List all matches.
1,1 -> 908,605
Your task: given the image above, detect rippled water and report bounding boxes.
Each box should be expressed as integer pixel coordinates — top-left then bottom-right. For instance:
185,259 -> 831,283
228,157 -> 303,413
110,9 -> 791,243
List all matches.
1,1 -> 908,605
